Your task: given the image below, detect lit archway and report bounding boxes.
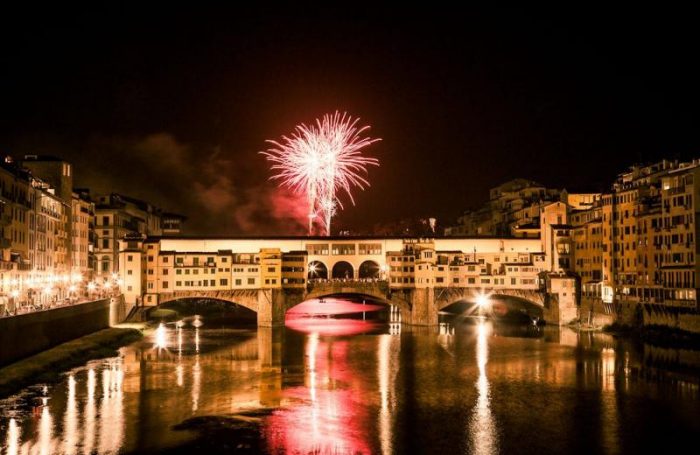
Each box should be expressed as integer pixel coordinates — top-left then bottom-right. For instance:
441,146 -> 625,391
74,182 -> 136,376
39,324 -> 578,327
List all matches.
331,261 -> 354,279
358,260 -> 380,279
151,298 -> 258,325
308,261 -> 328,280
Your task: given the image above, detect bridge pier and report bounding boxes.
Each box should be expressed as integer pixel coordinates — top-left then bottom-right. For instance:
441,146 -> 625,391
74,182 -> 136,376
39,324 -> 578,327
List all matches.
257,289 -> 288,327
258,327 -> 283,407
407,288 -> 439,326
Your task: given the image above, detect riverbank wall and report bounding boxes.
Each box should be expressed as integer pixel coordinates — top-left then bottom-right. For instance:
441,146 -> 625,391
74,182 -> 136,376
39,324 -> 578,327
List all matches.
0,296 -> 130,367
581,296 -> 700,334
0,326 -> 143,398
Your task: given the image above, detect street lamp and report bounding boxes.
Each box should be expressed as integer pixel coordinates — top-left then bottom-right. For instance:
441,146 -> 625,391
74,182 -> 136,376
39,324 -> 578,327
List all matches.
309,263 -> 318,281
476,293 -> 490,318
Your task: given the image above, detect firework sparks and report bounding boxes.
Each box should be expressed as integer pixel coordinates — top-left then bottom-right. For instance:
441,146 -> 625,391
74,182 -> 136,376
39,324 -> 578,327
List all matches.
261,112 -> 380,235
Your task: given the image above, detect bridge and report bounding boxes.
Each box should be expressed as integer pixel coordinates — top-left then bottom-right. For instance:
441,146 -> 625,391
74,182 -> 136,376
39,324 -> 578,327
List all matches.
121,235 -> 578,326
155,280 -> 555,326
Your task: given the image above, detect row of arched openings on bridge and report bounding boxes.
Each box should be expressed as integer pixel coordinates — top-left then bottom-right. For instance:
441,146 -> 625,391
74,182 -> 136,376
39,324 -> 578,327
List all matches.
308,260 -> 380,280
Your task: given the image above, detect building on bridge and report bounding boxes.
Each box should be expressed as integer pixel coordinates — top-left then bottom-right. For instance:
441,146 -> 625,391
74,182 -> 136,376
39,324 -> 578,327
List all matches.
119,235 -> 579,326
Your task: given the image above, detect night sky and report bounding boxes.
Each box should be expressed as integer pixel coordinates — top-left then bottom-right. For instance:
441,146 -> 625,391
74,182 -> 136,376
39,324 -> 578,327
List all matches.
2,7 -> 699,235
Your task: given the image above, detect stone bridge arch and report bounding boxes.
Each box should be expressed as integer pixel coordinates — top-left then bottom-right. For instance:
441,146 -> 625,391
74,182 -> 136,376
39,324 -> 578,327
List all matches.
157,290 -> 262,314
435,287 -> 545,311
299,280 -> 410,314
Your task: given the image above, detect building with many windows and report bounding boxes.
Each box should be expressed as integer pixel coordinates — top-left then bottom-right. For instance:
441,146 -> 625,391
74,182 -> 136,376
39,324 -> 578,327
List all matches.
0,156 -> 184,314
447,159 -> 700,314
94,193 -> 185,278
71,189 -> 96,276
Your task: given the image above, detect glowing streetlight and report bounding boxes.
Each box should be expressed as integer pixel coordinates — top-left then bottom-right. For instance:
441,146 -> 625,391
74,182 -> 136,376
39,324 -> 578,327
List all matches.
68,285 -> 77,293
87,282 -> 97,292
476,293 -> 489,309
10,290 -> 20,299
43,286 -> 53,295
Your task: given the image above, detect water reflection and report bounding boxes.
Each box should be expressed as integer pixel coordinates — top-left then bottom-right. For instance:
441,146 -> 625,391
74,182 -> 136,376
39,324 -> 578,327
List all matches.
265,325 -> 375,453
1,318 -> 699,454
98,360 -> 124,454
155,322 -> 167,350
61,375 -> 77,455
286,317 -> 384,336
38,399 -> 53,455
5,418 -> 19,455
84,368 -> 96,455
599,346 -> 619,454
378,334 -> 400,455
469,321 -> 497,455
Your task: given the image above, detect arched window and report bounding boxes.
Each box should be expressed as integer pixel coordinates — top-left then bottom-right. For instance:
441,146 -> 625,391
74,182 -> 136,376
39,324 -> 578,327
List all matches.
331,261 -> 354,279
308,261 -> 328,279
359,260 -> 380,279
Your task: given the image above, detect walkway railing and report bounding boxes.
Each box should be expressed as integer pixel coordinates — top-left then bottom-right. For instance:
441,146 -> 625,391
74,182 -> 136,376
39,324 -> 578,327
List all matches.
0,292 -> 121,319
308,278 -> 388,284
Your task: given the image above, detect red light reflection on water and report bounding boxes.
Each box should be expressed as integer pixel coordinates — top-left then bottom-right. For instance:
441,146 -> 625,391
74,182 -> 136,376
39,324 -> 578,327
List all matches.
286,298 -> 385,317
264,334 -> 373,454
285,318 -> 383,336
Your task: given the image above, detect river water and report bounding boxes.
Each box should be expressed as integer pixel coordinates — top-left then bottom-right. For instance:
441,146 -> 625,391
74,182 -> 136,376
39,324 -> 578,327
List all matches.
1,318 -> 699,454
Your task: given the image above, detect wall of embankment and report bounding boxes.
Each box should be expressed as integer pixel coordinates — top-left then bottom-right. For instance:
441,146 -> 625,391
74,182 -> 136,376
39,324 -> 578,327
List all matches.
0,296 -> 129,367
581,296 -> 700,333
